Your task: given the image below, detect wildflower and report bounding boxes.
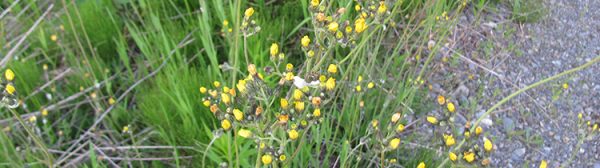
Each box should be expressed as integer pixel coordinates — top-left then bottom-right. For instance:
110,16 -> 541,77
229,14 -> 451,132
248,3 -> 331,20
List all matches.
293,89 -> 303,100
307,50 -> 315,57
238,129 -> 252,138
310,0 -> 319,7
328,22 -> 339,32
417,162 -> 425,168
475,126 -> 483,135
278,114 -> 289,124
280,98 -> 289,110
285,72 -> 294,81
328,64 -> 338,74
482,158 -> 490,166
593,124 -> 598,131
437,95 -> 445,105
484,137 -> 493,152
578,113 -> 583,120
449,152 -> 457,161
5,84 -> 16,95
311,97 -> 321,106
108,97 -> 116,105
377,2 -> 387,14
300,120 -> 308,127
444,134 -> 456,146
563,83 -> 568,89
447,102 -> 456,113
262,154 -> 273,165
221,119 -> 231,130
286,63 -> 294,71
426,116 -> 438,124
255,106 -> 263,116
355,85 -> 362,92
325,77 -> 336,91
203,100 -> 211,107
367,82 -> 375,89
463,152 -> 475,163
355,4 -> 361,11
260,142 -> 266,149
29,116 -> 37,123
539,160 -> 547,168
41,109 -> 49,117
233,109 -> 244,121
210,104 -> 218,113
355,18 -> 367,33
248,64 -> 257,76
223,20 -> 229,26
357,75 -> 363,82
288,129 -> 299,140
5,69 -> 15,81
345,26 -> 352,33
122,125 -> 129,133
464,131 -> 470,138
390,159 -> 397,163
244,7 -> 255,18
396,124 -> 405,132
301,36 -> 310,47
391,113 -> 401,123
279,155 -> 287,161
389,138 -> 400,149
294,101 -> 305,111
371,120 -> 379,128
270,43 -> 279,56
313,108 -> 321,117
213,81 -> 221,87
316,13 -> 326,22
236,80 -> 247,94
221,93 -> 231,105
223,86 -> 230,93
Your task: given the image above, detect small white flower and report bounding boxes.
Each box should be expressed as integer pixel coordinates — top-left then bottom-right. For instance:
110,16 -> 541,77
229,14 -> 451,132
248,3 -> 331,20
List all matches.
293,76 -> 320,89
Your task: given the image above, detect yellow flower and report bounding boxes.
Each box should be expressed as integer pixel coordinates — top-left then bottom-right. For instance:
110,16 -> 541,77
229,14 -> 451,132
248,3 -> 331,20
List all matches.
355,18 -> 367,33
223,20 -> 229,26
5,84 -> 16,95
293,89 -> 303,100
260,142 -> 266,149
345,26 -> 352,33
248,64 -> 257,76
213,81 -> 221,87
396,124 -> 405,132
233,109 -> 244,121
244,7 -> 255,18
221,119 -> 231,130
367,82 -> 375,89
5,69 -> 15,81
355,85 -> 362,92
311,97 -> 321,106
285,72 -> 294,81
437,95 -> 445,105
475,126 -> 483,135
449,152 -> 457,161
50,34 -> 58,42
281,98 -> 289,110
391,112 -> 401,123
310,0 -> 319,7
426,116 -> 438,124
484,137 -> 493,152
221,93 -> 231,105
377,2 -> 387,14
313,108 -> 321,117
357,75 -> 363,82
562,83 -> 568,89
286,63 -> 294,71
355,4 -> 361,11
41,109 -> 49,116
578,113 -> 583,120
301,35 -> 310,47
390,159 -> 396,163
447,102 -> 456,113
270,43 -> 279,56
294,101 -> 305,111
262,154 -> 273,165
278,114 -> 289,124
238,129 -> 252,138
328,64 -> 338,74
444,134 -> 456,146
288,129 -> 299,140
223,86 -> 230,93
371,120 -> 379,128
464,131 -> 471,138
109,97 -> 116,105
236,80 -> 247,94
539,160 -> 547,168
389,138 -> 400,149
463,152 -> 475,163
122,125 -> 129,133
328,22 -> 339,32
417,162 -> 425,168
307,50 -> 315,57
325,77 -> 336,91
255,106 -> 264,116
203,100 -> 211,107
279,155 -> 287,161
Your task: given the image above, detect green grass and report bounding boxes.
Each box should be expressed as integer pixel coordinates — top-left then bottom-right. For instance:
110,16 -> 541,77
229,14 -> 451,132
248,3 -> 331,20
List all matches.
0,0 -> 508,167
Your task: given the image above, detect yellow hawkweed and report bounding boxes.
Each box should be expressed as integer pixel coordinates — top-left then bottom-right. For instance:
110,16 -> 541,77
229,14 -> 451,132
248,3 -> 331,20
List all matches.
108,97 -> 116,105
578,113 -> 583,120
562,83 -> 568,89
437,95 -> 445,105
301,35 -> 310,47
345,26 -> 352,33
223,20 -> 229,26
328,64 -> 338,74
444,134 -> 456,146
293,89 -> 303,100
244,7 -> 255,18
389,138 -> 400,149
310,0 -> 319,7
51,34 -> 58,42
41,109 -> 49,116
279,155 -> 287,161
307,50 -> 315,57
463,152 -> 475,163
355,18 -> 367,33
484,137 -> 493,152
280,98 -> 289,110
203,100 -> 211,107
29,116 -> 37,122
233,109 -> 244,121
213,81 -> 221,87
447,102 -> 456,113
285,72 -> 294,81
294,101 -> 305,111
255,106 -> 264,116
325,77 -> 336,91
355,85 -> 362,92
238,129 -> 252,138
396,124 -> 405,132
417,162 -> 425,168
221,93 -> 231,105
371,120 -> 379,128
236,80 -> 247,94
377,2 -> 387,14
223,86 -> 230,93
391,112 -> 401,123
311,97 -> 321,106
122,125 -> 129,133
449,152 -> 457,161
262,154 -> 273,165
288,129 -> 299,140
475,126 -> 483,135
5,84 -> 16,95
221,119 -> 231,130
539,160 -> 547,168
328,22 -> 339,32
355,4 -> 361,11
367,82 -> 375,89
313,108 -> 321,117
464,131 -> 471,138
286,63 -> 294,71
5,69 -> 15,81
357,75 -> 363,82
426,116 -> 438,124
248,64 -> 257,76
278,114 -> 289,124
270,43 -> 279,56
